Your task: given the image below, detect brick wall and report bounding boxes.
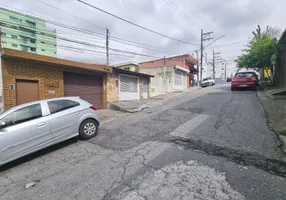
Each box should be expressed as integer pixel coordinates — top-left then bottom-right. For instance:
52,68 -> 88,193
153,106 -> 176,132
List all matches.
1,58 -> 109,110
2,58 -> 64,110
139,57 -> 184,69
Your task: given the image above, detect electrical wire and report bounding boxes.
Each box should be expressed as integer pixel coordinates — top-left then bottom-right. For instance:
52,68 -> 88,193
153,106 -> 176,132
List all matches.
1,35 -> 158,60
0,24 -> 161,58
77,0 -> 199,46
212,41 -> 249,48
36,1 -> 198,52
36,0 -> 105,30
0,5 -> 189,54
165,0 -> 200,30
57,45 -> 157,58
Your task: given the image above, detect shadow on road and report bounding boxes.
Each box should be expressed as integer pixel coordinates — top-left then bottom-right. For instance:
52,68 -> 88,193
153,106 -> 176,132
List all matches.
0,137 -> 78,172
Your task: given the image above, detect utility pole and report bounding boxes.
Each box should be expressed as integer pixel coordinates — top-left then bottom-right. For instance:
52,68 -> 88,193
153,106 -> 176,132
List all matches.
163,56 -> 166,80
213,50 -> 215,79
194,50 -> 199,85
224,63 -> 227,80
0,28 -> 2,49
200,30 -> 213,86
106,28 -> 109,65
200,30 -> 203,85
213,51 -> 221,79
164,56 -> 166,92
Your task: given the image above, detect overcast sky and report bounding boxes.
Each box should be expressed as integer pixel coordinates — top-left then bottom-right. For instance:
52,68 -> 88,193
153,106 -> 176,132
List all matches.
1,0 -> 285,76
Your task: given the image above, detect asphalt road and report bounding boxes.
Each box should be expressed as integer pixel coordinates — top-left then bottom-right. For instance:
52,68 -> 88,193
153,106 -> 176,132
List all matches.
1,84 -> 286,200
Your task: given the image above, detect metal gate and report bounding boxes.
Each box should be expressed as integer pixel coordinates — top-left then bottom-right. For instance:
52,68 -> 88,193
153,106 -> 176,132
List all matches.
64,72 -> 103,109
119,74 -> 140,100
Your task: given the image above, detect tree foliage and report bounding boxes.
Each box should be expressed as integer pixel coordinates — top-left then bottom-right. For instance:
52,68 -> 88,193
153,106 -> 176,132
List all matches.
235,25 -> 279,70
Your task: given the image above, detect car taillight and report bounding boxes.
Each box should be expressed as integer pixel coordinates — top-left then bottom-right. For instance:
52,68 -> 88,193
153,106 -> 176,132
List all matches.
90,106 -> 97,111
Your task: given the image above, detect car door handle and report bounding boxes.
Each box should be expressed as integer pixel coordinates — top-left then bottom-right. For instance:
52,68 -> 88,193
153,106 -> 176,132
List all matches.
75,112 -> 80,116
37,122 -> 46,128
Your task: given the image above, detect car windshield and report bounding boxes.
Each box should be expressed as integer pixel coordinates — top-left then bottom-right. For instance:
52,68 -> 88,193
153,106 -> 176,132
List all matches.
235,72 -> 255,78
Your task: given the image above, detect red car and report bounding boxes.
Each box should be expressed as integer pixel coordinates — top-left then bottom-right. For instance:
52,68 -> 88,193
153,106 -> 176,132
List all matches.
231,72 -> 258,91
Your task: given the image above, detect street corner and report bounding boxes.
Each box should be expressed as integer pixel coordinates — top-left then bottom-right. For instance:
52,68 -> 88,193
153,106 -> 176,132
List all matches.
116,160 -> 246,200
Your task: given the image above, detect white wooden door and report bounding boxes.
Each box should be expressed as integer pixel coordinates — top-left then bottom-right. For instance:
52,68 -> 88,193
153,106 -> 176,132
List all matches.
142,78 -> 148,99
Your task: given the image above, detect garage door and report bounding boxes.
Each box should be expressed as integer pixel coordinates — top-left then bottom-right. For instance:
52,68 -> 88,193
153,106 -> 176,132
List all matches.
64,72 -> 103,109
119,74 -> 139,101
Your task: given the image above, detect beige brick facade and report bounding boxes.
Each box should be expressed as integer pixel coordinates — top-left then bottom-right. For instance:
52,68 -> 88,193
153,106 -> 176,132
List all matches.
2,58 -> 65,110
0,48 -> 152,110
1,58 -> 109,110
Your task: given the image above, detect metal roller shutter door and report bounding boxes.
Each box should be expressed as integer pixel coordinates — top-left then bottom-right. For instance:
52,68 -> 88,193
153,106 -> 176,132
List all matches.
119,74 -> 140,100
64,72 -> 103,109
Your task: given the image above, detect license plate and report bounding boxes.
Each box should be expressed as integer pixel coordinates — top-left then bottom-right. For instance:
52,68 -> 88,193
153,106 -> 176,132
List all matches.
240,84 -> 247,87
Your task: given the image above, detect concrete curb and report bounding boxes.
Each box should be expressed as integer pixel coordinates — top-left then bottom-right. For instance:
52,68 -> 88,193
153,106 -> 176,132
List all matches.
109,87 -> 201,113
259,85 -> 275,99
279,135 -> 286,154
257,89 -> 286,154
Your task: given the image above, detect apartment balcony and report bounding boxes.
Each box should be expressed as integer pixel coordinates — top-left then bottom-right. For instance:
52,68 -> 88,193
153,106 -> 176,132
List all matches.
20,40 -> 36,48
19,21 -> 36,31
19,31 -> 36,39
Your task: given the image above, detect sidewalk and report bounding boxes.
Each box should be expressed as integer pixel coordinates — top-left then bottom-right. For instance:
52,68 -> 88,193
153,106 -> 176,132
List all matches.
258,82 -> 286,154
108,87 -> 200,113
98,87 -> 200,125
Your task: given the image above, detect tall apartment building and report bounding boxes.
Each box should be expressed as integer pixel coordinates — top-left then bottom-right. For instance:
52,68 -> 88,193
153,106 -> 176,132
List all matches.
0,8 -> 57,57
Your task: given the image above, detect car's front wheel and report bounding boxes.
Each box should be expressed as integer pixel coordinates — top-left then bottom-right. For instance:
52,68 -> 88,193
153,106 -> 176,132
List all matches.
79,119 -> 99,140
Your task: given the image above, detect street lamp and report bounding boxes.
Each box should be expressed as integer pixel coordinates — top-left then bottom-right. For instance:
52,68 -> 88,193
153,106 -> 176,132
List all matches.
204,35 -> 226,49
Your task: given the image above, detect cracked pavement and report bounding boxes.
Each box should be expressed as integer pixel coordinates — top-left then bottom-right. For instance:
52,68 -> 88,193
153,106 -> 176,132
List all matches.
1,84 -> 286,200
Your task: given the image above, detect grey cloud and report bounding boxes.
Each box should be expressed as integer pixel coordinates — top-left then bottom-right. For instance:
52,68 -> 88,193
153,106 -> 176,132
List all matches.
202,0 -> 271,29
0,0 -> 285,65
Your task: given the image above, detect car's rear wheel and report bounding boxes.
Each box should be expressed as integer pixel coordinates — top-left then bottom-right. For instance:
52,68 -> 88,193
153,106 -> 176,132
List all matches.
79,119 -> 98,140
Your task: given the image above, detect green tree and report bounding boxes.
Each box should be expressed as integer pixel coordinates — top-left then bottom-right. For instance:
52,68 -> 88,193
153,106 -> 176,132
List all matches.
236,34 -> 277,69
235,26 -> 279,82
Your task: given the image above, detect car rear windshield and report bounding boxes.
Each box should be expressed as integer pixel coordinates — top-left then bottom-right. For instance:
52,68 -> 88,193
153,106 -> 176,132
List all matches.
235,72 -> 256,78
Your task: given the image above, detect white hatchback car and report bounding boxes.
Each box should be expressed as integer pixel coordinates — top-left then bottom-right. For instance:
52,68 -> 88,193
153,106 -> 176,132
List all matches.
0,97 -> 100,166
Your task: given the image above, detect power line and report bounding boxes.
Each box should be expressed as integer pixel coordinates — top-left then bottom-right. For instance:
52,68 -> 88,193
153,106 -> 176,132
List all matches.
163,0 -> 193,29
77,0 -> 199,46
36,0 -> 174,52
0,26 -> 160,58
212,41 -> 248,48
167,0 -> 200,30
36,0 -> 176,55
0,5 -> 189,55
58,45 -> 157,58
110,37 -> 176,55
1,35 -> 156,60
36,0 -> 105,30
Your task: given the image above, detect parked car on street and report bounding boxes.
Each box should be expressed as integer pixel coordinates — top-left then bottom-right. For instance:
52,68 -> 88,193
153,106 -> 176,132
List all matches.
201,78 -> 215,87
0,97 -> 100,166
226,77 -> 232,82
231,72 -> 258,90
